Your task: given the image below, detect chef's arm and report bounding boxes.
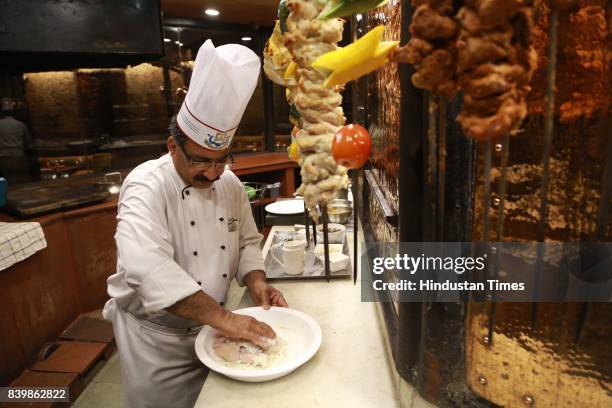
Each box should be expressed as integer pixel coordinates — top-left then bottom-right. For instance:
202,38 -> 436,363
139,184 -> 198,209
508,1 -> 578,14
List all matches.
235,179 -> 288,308
244,270 -> 289,308
167,291 -> 276,347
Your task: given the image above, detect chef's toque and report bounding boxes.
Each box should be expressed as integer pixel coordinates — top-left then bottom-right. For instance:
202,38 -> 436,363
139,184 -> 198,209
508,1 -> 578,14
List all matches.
177,39 -> 261,150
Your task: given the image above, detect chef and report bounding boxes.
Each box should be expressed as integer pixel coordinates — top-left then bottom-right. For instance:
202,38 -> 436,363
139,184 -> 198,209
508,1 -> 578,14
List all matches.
0,97 -> 32,182
103,40 -> 288,408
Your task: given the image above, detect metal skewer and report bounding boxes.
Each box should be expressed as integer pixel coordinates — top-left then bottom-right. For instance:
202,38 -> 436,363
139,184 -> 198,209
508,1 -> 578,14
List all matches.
576,116 -> 611,343
304,201 -> 310,247
321,203 -> 331,282
486,133 -> 510,346
532,6 -> 559,330
352,169 -> 359,285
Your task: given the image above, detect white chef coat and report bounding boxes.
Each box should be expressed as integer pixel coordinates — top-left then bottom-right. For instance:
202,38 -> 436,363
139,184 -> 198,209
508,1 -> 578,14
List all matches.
103,152 -> 265,408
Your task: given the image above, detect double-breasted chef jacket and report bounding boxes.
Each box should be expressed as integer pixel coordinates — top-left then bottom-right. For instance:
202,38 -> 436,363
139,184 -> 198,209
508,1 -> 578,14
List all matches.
103,152 -> 265,407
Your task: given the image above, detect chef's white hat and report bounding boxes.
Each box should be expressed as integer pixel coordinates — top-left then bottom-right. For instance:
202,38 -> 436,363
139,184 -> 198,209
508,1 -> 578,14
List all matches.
177,40 -> 260,150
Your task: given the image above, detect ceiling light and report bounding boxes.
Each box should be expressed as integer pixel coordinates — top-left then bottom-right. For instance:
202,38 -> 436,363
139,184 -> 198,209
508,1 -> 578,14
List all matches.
205,8 -> 220,16
175,41 -> 183,46
164,38 -> 171,43
241,36 -> 252,41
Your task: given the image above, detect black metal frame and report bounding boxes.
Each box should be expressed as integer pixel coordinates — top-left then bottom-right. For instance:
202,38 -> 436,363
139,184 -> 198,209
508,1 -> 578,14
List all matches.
360,1 -> 483,405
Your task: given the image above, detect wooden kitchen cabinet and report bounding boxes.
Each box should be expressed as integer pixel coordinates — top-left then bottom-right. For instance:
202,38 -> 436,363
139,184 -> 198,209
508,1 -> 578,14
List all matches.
63,201 -> 118,312
0,199 -> 118,386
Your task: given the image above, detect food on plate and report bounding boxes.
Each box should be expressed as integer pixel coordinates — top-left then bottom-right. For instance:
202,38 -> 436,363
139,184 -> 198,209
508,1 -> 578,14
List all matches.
212,330 -> 290,369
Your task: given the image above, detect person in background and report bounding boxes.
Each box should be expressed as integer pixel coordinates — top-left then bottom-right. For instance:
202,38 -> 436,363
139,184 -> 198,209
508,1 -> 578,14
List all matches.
0,97 -> 32,183
103,40 -> 288,408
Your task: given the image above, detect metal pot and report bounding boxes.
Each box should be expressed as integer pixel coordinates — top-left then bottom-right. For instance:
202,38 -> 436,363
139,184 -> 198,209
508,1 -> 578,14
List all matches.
327,199 -> 352,224
335,188 -> 349,200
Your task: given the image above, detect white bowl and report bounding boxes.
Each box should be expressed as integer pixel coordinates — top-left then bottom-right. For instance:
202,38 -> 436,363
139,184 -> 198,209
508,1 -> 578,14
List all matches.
316,223 -> 346,243
195,307 -> 322,382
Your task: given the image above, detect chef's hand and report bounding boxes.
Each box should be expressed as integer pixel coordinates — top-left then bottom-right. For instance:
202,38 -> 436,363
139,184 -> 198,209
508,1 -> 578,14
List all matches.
217,312 -> 277,350
245,270 -> 289,310
167,291 -> 276,349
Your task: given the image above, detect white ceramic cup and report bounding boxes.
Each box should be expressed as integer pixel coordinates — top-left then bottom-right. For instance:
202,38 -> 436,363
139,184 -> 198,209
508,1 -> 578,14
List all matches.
272,240 -> 306,275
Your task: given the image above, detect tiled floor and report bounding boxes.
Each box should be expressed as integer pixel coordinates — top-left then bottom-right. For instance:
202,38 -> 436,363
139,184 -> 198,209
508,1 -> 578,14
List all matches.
73,282 -> 247,408
74,352 -> 123,407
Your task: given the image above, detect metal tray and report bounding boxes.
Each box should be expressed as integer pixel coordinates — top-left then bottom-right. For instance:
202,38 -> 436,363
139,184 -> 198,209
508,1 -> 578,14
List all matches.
264,230 -> 351,280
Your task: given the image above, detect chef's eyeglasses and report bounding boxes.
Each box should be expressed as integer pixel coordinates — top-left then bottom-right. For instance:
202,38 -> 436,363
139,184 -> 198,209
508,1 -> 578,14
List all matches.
179,144 -> 234,171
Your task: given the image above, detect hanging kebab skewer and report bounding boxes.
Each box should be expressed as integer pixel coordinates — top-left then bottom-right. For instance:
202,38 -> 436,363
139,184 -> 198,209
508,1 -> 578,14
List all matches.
284,0 -> 350,220
390,0 -> 537,141
263,1 -> 390,280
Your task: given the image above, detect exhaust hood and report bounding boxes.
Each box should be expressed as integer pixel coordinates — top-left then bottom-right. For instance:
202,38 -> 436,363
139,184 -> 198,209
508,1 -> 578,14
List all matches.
0,0 -> 164,73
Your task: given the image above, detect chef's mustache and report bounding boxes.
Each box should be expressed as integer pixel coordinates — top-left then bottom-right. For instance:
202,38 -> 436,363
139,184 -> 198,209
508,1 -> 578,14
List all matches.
194,174 -> 220,182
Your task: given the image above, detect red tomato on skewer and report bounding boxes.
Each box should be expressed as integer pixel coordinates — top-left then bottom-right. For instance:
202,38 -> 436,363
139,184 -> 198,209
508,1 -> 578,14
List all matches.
332,124 -> 372,169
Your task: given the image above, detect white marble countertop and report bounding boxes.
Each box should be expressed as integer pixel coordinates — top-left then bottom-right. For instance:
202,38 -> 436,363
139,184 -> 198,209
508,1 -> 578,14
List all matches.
195,225 -> 399,408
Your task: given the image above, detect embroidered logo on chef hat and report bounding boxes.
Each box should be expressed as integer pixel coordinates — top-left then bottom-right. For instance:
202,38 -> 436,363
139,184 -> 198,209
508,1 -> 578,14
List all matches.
177,40 -> 261,151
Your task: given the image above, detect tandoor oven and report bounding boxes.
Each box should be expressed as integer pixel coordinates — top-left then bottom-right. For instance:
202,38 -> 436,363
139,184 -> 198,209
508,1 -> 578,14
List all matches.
357,1 -> 611,407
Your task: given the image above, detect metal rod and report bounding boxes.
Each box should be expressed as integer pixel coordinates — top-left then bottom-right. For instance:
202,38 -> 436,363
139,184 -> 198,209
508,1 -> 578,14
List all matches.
595,116 -> 612,241
532,6 -> 559,329
322,204 -> 331,282
312,217 -> 317,246
576,113 -> 611,343
427,93 -> 438,241
353,169 -> 359,285
495,135 -> 510,242
575,302 -> 590,344
486,133 -> 511,346
482,141 -> 493,243
436,96 -> 447,242
304,202 -> 310,248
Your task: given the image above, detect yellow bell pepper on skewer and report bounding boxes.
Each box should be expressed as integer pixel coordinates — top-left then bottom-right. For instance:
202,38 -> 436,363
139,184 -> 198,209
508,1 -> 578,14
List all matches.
284,61 -> 298,80
287,140 -> 300,162
311,25 -> 399,88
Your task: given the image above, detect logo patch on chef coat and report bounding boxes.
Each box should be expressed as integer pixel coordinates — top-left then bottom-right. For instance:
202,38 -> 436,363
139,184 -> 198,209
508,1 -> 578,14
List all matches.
228,217 -> 240,232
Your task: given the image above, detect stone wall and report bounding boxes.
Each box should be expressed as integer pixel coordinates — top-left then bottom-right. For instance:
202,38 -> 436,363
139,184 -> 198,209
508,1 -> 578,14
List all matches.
24,71 -> 81,139
22,64 -> 185,140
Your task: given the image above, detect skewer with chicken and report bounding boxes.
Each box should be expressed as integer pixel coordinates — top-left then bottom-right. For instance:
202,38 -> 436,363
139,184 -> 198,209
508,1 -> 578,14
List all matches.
391,0 -> 537,141
283,0 -> 349,219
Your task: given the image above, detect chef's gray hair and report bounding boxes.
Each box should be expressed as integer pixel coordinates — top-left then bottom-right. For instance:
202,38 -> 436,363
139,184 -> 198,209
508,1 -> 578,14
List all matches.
169,115 -> 187,146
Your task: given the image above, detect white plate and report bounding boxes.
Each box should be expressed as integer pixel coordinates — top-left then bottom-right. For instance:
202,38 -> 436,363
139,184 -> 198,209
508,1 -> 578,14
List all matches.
195,307 -> 322,382
265,198 -> 305,215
